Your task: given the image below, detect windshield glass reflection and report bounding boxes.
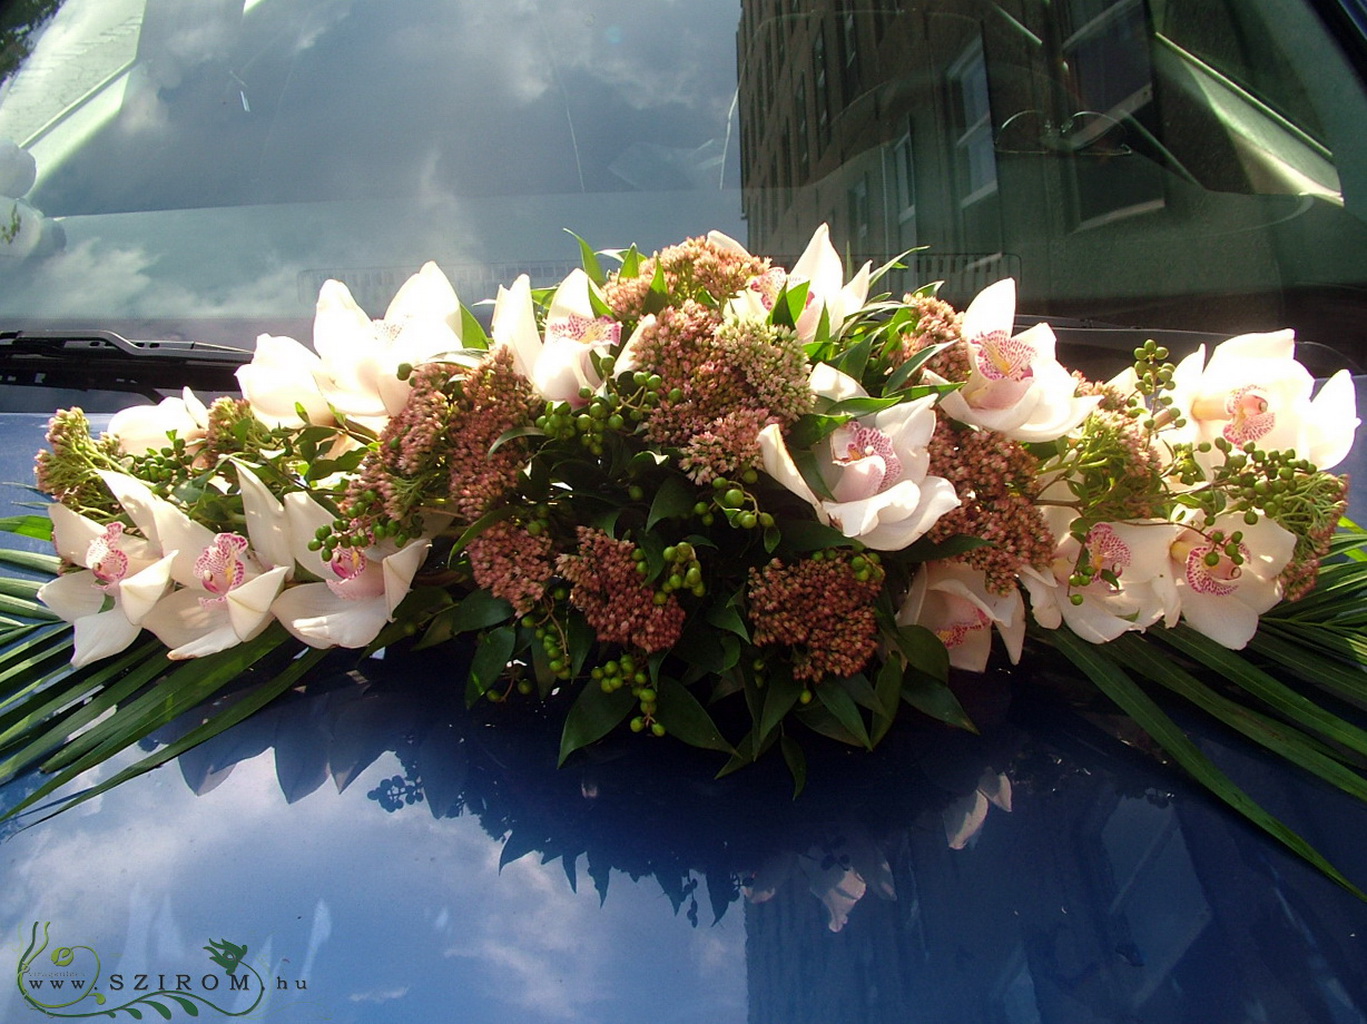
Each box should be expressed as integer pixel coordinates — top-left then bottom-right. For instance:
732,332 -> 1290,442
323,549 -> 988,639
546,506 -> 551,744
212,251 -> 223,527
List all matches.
1,0 -> 1366,376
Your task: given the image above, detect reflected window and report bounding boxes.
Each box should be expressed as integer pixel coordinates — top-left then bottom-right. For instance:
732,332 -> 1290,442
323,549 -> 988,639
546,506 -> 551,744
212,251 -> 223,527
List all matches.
889,128 -> 916,249
814,20 -> 831,149
1060,0 -> 1166,227
950,38 -> 997,206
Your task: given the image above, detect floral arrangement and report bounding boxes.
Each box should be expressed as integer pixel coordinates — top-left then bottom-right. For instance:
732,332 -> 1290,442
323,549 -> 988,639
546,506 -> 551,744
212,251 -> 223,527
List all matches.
3,226 -> 1366,892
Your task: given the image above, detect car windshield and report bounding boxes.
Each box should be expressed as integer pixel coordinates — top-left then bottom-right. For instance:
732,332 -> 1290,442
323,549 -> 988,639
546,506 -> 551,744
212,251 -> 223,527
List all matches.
2,0 -> 1366,377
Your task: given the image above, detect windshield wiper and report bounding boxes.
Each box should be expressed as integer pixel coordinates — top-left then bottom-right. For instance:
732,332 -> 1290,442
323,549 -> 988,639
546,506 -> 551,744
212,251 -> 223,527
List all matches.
0,330 -> 248,401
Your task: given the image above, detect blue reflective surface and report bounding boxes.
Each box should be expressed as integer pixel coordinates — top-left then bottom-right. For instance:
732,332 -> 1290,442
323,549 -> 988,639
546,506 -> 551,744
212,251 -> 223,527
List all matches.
2,640 -> 1366,1024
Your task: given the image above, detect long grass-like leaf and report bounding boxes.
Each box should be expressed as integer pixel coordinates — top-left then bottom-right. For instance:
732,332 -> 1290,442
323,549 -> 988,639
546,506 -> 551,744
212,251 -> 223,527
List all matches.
1249,631 -> 1367,707
11,647 -> 331,827
0,625 -> 72,692
1048,627 -> 1366,900
1111,635 -> 1367,796
0,549 -> 60,575
3,628 -> 294,821
0,639 -> 169,782
1153,626 -> 1367,760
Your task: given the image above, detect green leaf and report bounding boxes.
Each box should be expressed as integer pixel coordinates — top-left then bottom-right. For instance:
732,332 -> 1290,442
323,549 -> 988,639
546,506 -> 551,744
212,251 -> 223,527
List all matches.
901,668 -> 977,731
0,577 -> 44,600
0,515 -> 52,542
704,596 -> 750,642
655,678 -> 734,754
758,666 -> 804,744
795,702 -> 864,746
787,412 -> 849,451
0,548 -> 60,575
490,425 -> 546,454
1110,635 -> 1367,799
790,447 -> 837,502
0,593 -> 57,620
566,229 -> 607,285
1049,626 -> 1366,901
871,656 -> 903,745
6,629 -> 296,822
886,340 -> 954,391
893,624 -> 950,681
1249,631 -> 1367,705
828,334 -> 873,380
646,474 -> 698,530
619,244 -> 642,278
450,590 -> 516,634
467,625 -> 516,703
775,518 -> 852,552
780,734 -> 807,797
815,682 -> 872,748
558,682 -> 635,765
460,303 -> 490,349
147,1000 -> 174,1020
824,395 -> 907,418
770,281 -> 809,329
1155,626 -> 1367,760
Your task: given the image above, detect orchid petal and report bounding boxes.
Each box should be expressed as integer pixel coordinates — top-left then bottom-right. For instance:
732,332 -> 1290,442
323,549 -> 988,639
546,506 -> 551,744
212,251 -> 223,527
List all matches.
38,570 -> 106,621
70,607 -> 143,668
961,277 -> 1015,342
227,565 -> 290,640
96,471 -> 166,547
271,583 -> 391,649
492,275 -> 542,382
282,491 -> 337,580
119,553 -> 176,624
1306,369 -> 1360,470
233,463 -> 294,574
383,539 -> 432,617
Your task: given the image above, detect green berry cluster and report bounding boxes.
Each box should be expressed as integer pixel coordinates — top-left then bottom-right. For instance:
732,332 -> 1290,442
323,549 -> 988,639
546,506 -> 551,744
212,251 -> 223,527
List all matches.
657,541 -> 704,600
1130,341 -> 1185,432
699,471 -> 774,531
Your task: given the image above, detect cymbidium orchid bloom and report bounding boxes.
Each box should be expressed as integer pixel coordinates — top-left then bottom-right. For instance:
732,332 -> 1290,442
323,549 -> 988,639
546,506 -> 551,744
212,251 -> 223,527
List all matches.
728,224 -> 870,343
38,505 -> 175,667
493,269 -> 620,407
758,364 -> 959,550
98,470 -> 290,659
931,278 -> 1099,442
897,561 -> 1024,672
237,262 -> 463,431
1157,513 -> 1295,649
270,491 -> 430,649
1167,330 -> 1359,471
1021,507 -> 1180,644
107,387 -> 208,457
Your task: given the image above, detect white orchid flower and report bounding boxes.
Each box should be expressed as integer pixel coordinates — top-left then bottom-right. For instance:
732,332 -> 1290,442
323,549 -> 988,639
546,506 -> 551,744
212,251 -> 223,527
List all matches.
897,561 -> 1024,673
270,491 -> 430,649
237,262 -> 463,431
1167,330 -> 1359,470
493,270 -> 620,407
107,388 -> 209,457
98,471 -> 289,660
727,224 -> 870,343
1159,513 -> 1295,649
932,278 -> 1100,443
1021,507 -> 1180,644
758,364 -> 959,550
38,504 -> 175,667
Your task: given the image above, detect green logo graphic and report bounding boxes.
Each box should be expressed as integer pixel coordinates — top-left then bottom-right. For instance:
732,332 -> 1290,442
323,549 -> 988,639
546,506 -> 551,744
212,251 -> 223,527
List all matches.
17,922 -> 267,1019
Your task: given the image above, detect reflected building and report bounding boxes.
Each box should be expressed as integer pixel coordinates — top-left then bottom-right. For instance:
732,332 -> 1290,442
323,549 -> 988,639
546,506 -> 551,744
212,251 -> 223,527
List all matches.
735,0 -> 1367,369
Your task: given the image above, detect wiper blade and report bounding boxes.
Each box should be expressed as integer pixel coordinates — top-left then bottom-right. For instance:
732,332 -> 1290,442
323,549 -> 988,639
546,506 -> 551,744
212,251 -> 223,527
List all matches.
0,330 -> 248,399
